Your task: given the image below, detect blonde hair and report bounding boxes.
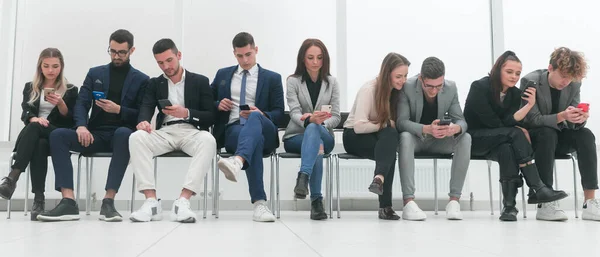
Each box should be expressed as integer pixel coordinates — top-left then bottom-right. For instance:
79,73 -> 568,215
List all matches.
549,47 -> 588,82
28,48 -> 70,105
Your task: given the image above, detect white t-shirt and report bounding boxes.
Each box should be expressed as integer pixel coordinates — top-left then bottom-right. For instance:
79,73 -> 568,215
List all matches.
38,95 -> 56,119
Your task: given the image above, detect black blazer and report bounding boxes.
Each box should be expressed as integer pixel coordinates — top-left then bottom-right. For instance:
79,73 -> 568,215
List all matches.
20,82 -> 79,128
464,76 -> 522,131
138,70 -> 215,131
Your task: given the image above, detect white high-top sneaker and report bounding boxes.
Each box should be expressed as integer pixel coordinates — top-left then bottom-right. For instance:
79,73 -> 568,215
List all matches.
130,198 -> 162,222
402,201 -> 427,221
582,199 -> 600,221
536,201 -> 568,221
253,200 -> 276,222
171,197 -> 196,223
218,157 -> 243,182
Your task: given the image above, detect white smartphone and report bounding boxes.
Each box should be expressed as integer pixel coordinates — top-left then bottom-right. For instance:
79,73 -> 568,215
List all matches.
43,88 -> 56,97
320,105 -> 332,113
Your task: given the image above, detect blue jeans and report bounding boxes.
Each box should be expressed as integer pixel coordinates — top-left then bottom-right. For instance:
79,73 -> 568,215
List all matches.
225,112 -> 278,203
283,124 -> 335,201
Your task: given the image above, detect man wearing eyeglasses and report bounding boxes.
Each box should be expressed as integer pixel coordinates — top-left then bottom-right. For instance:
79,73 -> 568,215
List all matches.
396,57 -> 471,221
38,29 -> 149,222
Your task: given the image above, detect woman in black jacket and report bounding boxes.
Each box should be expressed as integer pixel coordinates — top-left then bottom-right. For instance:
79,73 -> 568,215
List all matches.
464,50 -> 567,221
0,48 -> 78,219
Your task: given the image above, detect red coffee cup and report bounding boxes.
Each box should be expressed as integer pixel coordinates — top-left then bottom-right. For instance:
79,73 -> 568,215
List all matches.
577,103 -> 590,112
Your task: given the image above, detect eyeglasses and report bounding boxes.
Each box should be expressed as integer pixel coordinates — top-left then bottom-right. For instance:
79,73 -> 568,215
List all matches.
424,84 -> 444,91
107,47 -> 130,57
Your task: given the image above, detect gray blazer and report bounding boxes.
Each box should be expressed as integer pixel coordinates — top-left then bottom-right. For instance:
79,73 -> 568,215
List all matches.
283,75 -> 341,140
521,69 -> 585,130
397,75 -> 467,139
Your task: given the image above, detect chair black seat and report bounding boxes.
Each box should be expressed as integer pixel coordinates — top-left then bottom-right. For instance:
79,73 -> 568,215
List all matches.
415,153 -> 453,159
277,152 -> 332,158
470,155 -> 490,161
336,153 -> 364,160
218,152 -> 272,158
81,152 -> 113,158
156,151 -> 190,158
555,153 -> 573,160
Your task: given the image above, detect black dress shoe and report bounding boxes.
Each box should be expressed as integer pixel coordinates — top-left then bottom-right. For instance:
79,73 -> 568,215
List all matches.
368,177 -> 383,195
378,206 -> 400,220
294,173 -> 309,199
0,177 -> 17,200
31,199 -> 45,221
310,199 -> 328,220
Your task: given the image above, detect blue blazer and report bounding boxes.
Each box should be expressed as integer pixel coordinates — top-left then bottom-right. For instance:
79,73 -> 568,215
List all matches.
211,64 -> 284,148
74,64 -> 149,129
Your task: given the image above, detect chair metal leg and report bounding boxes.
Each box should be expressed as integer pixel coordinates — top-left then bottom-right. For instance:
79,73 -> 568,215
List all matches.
131,175 -> 136,213
7,153 -> 15,219
211,154 -> 216,216
521,187 -> 527,218
24,166 -> 30,215
276,155 -> 280,219
433,159 -> 438,215
487,160 -> 494,215
498,181 -> 502,213
571,156 -> 579,218
203,173 -> 208,219
76,155 -> 82,207
325,155 -> 331,219
336,155 -> 341,219
86,157 -> 93,215
554,160 -> 559,189
269,155 -> 275,213
215,155 -> 220,219
153,158 -> 158,189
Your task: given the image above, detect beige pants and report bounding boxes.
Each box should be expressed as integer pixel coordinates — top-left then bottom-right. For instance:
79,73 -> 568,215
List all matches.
129,123 -> 216,194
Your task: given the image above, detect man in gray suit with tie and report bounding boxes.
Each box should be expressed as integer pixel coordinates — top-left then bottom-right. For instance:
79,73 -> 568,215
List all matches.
522,47 -> 600,222
397,57 -> 471,221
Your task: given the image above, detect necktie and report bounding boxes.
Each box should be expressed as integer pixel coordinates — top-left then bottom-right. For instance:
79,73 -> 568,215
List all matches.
240,70 -> 248,125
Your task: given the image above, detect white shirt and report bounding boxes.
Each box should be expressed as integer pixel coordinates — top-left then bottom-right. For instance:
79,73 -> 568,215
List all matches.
228,64 -> 258,124
38,94 -> 56,119
163,70 -> 186,124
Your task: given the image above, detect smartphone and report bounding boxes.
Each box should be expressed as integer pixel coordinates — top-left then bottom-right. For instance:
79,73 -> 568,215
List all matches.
320,105 -> 332,113
240,104 -> 250,111
521,81 -> 536,98
92,91 -> 106,100
438,118 -> 451,126
578,103 -> 590,113
43,88 -> 56,97
158,99 -> 173,109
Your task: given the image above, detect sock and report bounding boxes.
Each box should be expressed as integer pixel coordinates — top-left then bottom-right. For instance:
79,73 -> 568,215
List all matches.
8,168 -> 21,181
34,193 -> 45,201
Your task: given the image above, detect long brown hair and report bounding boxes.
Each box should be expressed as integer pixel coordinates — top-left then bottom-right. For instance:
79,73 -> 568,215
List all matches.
28,48 -> 71,105
374,52 -> 410,128
489,50 -> 520,105
291,38 -> 331,84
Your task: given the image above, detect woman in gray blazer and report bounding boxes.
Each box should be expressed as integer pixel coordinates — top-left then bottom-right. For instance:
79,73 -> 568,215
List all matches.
283,39 -> 340,220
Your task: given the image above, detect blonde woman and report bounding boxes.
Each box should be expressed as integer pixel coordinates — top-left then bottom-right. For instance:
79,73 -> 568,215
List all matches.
0,48 -> 78,219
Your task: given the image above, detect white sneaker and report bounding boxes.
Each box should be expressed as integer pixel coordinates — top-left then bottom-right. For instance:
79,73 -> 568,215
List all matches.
536,201 -> 568,221
253,200 -> 276,222
402,201 -> 427,221
582,199 -> 600,221
130,198 -> 163,222
445,200 -> 463,220
171,197 -> 196,223
218,157 -> 243,182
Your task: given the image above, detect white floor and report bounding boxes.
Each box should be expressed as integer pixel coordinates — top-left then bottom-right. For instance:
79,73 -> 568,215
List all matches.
0,210 -> 597,257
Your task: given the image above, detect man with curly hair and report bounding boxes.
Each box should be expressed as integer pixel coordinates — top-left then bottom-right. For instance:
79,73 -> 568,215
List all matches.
521,47 -> 599,221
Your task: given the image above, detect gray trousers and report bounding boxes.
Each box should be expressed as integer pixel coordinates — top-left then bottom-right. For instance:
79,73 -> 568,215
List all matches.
398,131 -> 471,200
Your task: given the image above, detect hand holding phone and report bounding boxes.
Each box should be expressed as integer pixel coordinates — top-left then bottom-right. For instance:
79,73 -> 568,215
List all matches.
43,88 -> 56,97
577,103 -> 590,113
158,99 -> 173,109
239,104 -> 251,111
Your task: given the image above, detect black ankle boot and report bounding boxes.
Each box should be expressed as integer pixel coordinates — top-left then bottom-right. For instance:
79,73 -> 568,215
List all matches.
31,197 -> 45,221
0,177 -> 17,200
527,188 -> 538,204
520,164 -> 568,203
378,206 -> 400,220
310,198 -> 327,220
294,173 -> 309,199
499,180 -> 519,221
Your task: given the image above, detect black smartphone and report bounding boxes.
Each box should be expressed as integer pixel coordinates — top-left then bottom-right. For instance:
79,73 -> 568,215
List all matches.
521,81 -> 536,97
239,104 -> 250,111
438,118 -> 451,126
158,99 -> 173,109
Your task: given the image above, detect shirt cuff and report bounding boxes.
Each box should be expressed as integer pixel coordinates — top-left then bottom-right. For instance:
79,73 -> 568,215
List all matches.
186,109 -> 190,121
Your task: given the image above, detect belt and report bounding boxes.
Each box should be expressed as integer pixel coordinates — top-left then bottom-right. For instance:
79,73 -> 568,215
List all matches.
163,120 -> 189,126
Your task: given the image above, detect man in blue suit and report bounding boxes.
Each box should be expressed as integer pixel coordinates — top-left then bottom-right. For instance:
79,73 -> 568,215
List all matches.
213,32 -> 284,222
38,29 -> 149,222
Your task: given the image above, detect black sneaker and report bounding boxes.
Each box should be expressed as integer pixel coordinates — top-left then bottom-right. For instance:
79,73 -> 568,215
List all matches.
37,198 -> 80,221
0,177 -> 16,200
30,199 -> 45,221
99,198 -> 123,222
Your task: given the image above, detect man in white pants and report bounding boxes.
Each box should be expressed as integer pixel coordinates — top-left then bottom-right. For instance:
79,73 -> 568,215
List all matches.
129,38 -> 216,223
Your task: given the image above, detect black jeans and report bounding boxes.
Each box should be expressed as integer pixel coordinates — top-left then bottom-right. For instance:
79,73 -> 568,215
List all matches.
12,122 -> 57,194
530,127 -> 599,190
343,127 -> 398,208
470,127 -> 533,182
